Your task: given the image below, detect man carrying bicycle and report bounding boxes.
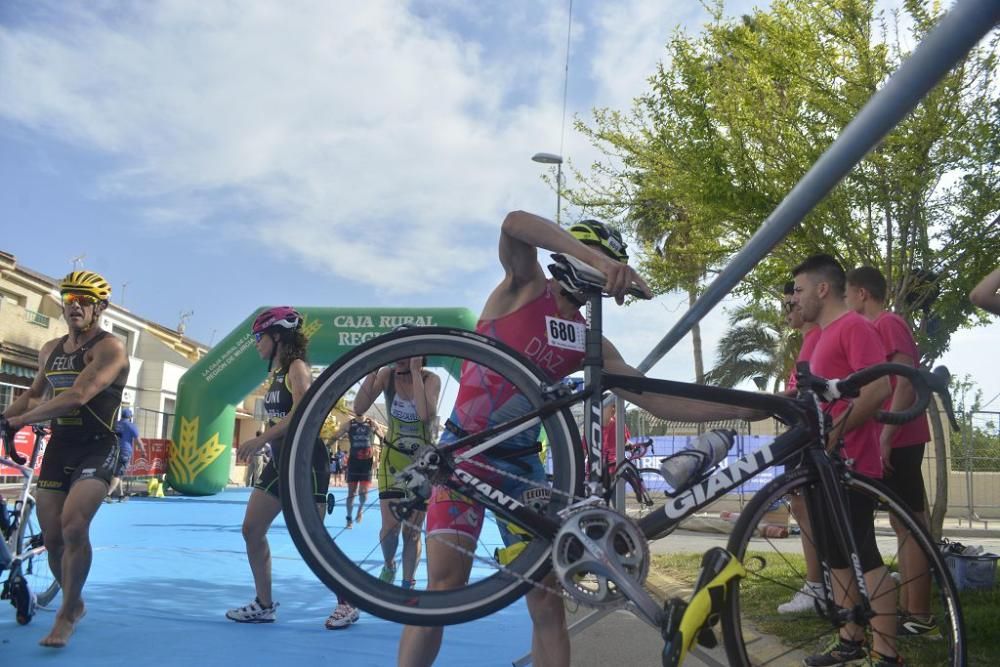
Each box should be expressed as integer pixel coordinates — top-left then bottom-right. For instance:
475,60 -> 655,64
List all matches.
1,271 -> 129,648
397,211 -> 765,667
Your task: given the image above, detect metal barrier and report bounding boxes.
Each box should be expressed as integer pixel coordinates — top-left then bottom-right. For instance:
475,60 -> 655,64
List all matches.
955,411 -> 1000,525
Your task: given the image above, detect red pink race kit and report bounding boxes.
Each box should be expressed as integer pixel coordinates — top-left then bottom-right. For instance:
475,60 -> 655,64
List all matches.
426,282 -> 585,543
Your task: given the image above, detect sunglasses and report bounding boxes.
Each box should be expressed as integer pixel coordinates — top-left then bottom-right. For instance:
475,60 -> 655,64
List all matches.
253,332 -> 265,342
783,301 -> 797,313
62,293 -> 100,307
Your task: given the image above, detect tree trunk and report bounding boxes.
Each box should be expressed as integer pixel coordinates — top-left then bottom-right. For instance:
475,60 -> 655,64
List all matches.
927,396 -> 948,541
689,286 -> 705,384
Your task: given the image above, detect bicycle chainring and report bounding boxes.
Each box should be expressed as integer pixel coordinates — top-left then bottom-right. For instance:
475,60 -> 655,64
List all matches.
551,506 -> 649,608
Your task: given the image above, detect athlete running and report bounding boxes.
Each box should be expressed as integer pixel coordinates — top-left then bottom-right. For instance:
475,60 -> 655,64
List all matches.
226,307 -> 336,628
353,330 -> 440,590
397,211 -> 765,667
0,271 -> 129,648
341,416 -> 379,528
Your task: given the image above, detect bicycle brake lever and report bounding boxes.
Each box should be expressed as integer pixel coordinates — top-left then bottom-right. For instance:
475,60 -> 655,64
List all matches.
928,366 -> 961,432
0,417 -> 27,467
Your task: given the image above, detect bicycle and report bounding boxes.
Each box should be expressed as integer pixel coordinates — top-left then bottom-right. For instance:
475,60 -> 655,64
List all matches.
279,254 -> 964,666
602,438 -> 662,519
1,422 -> 60,624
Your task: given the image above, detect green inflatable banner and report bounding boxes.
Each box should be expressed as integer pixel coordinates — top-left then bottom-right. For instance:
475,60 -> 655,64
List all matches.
168,307 -> 477,495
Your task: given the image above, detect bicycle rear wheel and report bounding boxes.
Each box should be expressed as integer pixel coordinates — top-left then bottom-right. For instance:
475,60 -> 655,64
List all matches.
720,466 -> 964,666
12,497 -> 60,609
281,327 -> 583,626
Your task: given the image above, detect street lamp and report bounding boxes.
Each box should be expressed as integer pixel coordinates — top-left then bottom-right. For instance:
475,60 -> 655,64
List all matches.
532,152 -> 563,225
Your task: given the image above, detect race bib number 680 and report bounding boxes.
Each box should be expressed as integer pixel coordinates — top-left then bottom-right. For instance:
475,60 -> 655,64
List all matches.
545,316 -> 586,352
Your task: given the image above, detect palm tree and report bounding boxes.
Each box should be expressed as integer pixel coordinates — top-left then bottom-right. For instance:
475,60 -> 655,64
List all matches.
704,302 -> 801,392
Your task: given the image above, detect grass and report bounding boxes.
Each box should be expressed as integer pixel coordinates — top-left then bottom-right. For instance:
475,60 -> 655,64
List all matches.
651,552 -> 997,666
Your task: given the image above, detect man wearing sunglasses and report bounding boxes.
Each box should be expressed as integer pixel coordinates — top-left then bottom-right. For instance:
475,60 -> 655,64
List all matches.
0,270 -> 129,648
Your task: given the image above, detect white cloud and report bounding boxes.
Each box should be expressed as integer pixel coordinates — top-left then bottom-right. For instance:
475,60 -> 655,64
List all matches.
0,1 -> 570,289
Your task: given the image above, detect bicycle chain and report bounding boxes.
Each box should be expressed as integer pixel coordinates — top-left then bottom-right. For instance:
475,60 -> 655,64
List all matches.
384,452 -> 631,605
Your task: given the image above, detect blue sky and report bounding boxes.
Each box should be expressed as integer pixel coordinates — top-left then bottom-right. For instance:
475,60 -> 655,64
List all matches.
2,0 -> 999,409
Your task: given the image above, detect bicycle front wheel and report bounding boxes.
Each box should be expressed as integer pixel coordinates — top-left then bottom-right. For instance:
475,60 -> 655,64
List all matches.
721,466 -> 964,667
281,327 -> 583,626
13,497 -> 60,608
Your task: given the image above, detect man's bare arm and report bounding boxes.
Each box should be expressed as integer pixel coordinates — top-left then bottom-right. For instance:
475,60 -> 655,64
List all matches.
970,267 -> 1000,315
602,338 -> 769,422
2,340 -> 58,419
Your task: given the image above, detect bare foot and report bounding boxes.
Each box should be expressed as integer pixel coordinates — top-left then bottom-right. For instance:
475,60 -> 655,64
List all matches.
39,601 -> 85,648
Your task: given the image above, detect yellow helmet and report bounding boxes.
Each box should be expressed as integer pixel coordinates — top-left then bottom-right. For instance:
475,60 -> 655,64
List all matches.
60,271 -> 112,302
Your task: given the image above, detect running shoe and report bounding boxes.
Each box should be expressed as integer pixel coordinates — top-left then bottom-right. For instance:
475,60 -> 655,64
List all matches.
401,579 -> 416,590
801,635 -> 866,666
778,581 -> 826,614
346,516 -> 353,529
326,493 -> 336,515
226,598 -> 278,623
379,563 -> 397,584
897,613 -> 939,637
355,510 -> 363,524
325,603 -> 360,630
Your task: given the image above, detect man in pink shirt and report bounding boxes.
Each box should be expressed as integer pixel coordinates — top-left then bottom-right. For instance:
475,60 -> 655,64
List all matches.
777,281 -> 827,614
791,254 -> 899,667
846,266 -> 936,637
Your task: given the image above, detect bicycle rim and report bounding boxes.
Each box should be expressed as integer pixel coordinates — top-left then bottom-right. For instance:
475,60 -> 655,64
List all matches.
281,327 -> 583,625
721,467 -> 964,667
15,498 -> 60,608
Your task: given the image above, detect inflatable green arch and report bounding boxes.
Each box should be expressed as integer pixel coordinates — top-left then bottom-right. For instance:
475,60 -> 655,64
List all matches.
168,307 -> 477,495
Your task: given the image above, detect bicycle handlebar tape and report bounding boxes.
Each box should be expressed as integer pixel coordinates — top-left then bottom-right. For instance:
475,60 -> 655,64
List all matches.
875,364 -> 932,426
0,417 -> 27,467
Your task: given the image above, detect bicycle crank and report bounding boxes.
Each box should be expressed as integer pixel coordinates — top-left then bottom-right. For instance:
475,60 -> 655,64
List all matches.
551,507 -> 660,625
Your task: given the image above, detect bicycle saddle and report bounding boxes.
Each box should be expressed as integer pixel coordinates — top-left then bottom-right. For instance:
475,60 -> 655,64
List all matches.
548,253 -> 649,299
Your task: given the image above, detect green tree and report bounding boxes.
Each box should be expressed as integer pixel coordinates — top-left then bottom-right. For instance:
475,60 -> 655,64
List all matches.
703,301 -> 800,391
574,0 -> 999,536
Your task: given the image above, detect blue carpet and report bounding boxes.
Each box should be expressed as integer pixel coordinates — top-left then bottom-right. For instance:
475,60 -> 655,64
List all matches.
0,487 -> 533,666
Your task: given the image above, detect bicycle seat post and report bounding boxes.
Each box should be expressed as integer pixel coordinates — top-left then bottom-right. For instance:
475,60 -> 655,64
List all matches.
583,290 -> 605,495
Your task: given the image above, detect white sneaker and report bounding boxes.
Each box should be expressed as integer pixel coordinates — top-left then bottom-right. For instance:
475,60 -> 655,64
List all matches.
324,603 -> 360,630
226,598 -> 278,623
776,581 -> 824,614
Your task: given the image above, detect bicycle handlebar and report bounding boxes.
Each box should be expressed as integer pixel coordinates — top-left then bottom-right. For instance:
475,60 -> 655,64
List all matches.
795,362 -> 959,431
0,415 -> 27,466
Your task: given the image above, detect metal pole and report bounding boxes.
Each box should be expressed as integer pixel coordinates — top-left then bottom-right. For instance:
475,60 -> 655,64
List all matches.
555,162 -> 563,227
636,0 -> 1000,374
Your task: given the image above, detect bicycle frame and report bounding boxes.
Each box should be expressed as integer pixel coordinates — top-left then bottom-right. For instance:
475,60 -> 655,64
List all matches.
1,426 -> 49,566
430,290 -> 820,543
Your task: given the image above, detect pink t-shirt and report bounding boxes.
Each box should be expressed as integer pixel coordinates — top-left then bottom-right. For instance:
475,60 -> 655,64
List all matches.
810,311 -> 887,478
873,311 -> 931,448
787,326 -> 821,393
